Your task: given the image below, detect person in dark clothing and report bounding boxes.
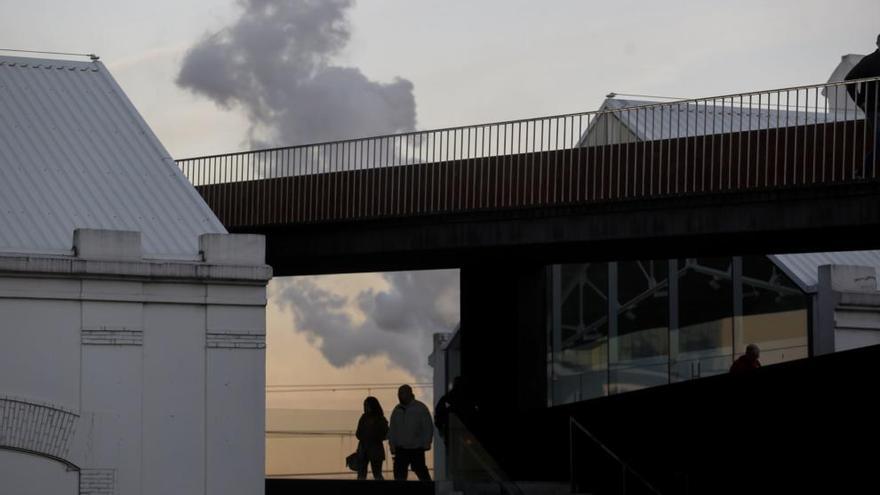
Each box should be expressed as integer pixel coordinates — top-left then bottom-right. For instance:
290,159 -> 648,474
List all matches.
355,396 -> 388,480
730,343 -> 762,373
388,384 -> 433,481
845,34 -> 880,171
434,376 -> 479,445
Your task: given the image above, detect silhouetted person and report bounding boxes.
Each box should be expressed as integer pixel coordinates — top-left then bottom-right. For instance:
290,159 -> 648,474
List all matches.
845,34 -> 880,170
355,396 -> 388,480
434,376 -> 479,445
730,343 -> 762,373
388,384 -> 433,481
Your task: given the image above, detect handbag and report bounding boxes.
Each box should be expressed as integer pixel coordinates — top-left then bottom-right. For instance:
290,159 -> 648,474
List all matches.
345,451 -> 362,472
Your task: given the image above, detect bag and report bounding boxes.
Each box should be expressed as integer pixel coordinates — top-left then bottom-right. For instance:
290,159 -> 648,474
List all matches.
345,451 -> 362,472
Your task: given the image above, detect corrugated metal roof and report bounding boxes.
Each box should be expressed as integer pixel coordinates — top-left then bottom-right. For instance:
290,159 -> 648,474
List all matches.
0,55 -> 225,259
594,98 -> 827,142
770,251 -> 880,293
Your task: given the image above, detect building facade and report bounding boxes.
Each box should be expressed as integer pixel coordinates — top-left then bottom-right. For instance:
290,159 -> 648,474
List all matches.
0,55 -> 271,494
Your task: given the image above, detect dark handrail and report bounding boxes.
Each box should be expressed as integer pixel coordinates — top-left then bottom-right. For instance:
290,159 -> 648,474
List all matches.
448,413 -> 525,495
569,416 -> 664,495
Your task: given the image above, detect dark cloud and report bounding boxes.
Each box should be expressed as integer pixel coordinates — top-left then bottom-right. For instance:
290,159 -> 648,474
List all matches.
176,0 -> 416,147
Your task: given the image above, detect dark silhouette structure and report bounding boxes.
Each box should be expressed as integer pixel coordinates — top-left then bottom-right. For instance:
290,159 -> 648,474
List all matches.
434,376 -> 479,444
845,34 -> 880,111
846,34 -> 880,170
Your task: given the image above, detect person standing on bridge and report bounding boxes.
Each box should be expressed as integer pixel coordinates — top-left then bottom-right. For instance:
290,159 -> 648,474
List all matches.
388,384 -> 434,481
355,396 -> 389,480
845,34 -> 880,171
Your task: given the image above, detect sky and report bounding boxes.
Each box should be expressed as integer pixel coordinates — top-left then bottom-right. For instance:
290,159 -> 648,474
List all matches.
2,0 -> 879,416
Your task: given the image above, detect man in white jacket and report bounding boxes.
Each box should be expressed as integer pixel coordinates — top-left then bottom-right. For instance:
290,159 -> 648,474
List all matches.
388,384 -> 434,481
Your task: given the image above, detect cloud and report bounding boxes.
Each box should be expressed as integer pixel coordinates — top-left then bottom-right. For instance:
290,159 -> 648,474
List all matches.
176,0 -> 416,147
178,0 -> 454,380
277,271 -> 459,379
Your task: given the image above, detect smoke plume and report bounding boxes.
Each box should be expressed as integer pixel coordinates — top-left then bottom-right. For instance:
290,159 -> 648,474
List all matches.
176,0 -> 416,147
277,271 -> 460,379
179,0 -> 458,379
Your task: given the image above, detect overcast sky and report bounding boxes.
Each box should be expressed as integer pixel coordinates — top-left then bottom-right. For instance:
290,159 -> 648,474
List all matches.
2,0 -> 879,412
3,0 -> 878,158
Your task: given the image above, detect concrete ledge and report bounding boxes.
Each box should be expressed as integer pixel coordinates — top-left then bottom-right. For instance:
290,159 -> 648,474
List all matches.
0,254 -> 272,284
200,234 -> 265,265
839,291 -> 880,307
74,229 -> 142,261
819,265 -> 878,292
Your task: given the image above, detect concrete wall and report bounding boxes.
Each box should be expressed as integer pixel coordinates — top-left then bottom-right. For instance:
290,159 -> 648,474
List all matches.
0,230 -> 271,495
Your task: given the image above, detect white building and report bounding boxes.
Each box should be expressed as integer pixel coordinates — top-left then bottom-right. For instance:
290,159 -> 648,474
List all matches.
0,55 -> 271,495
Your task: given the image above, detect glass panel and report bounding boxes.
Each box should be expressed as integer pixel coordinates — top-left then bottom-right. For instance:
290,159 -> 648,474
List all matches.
549,262 -> 609,404
446,413 -> 523,492
610,260 -> 669,394
740,256 -> 809,365
672,258 -> 733,382
548,255 -> 810,405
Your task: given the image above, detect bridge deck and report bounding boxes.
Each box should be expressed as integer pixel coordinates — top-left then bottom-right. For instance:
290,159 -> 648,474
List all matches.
195,120 -> 875,229
178,79 -> 880,274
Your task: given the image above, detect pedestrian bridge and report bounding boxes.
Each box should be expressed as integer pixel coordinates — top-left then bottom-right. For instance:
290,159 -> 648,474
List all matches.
178,78 -> 880,275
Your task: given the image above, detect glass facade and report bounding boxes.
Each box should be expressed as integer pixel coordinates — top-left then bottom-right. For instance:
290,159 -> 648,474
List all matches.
548,256 -> 809,405
549,263 -> 609,404
611,260 -> 669,394
741,256 -> 809,365
673,258 -> 734,382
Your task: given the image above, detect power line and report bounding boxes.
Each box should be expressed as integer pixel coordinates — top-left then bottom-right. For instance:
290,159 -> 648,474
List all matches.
266,430 -> 354,437
0,48 -> 99,61
267,382 -> 432,393
266,382 -> 433,388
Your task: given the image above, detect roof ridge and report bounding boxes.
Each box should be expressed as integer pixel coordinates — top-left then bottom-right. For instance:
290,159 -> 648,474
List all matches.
0,54 -> 99,71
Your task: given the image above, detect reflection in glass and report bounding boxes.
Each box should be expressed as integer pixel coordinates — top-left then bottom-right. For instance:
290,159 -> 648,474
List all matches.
741,256 -> 808,365
550,263 -> 609,403
611,260 -> 669,394
672,258 -> 733,382
548,255 -> 812,406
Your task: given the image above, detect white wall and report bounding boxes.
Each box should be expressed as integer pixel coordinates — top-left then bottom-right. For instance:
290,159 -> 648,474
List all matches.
0,278 -> 81,410
0,450 -> 78,495
206,290 -> 266,494
143,300 -> 207,495
0,234 -> 270,495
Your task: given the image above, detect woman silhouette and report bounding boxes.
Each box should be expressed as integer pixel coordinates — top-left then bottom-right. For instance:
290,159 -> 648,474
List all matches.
355,396 -> 389,480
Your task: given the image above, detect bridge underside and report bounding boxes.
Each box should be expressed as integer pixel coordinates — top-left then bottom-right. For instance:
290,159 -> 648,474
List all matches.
236,181 -> 880,276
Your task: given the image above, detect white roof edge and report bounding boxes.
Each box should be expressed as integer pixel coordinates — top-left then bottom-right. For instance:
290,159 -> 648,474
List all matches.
767,254 -> 816,294
0,54 -> 98,68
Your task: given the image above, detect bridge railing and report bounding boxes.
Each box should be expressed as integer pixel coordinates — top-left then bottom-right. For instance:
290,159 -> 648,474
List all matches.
177,77 -> 880,227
